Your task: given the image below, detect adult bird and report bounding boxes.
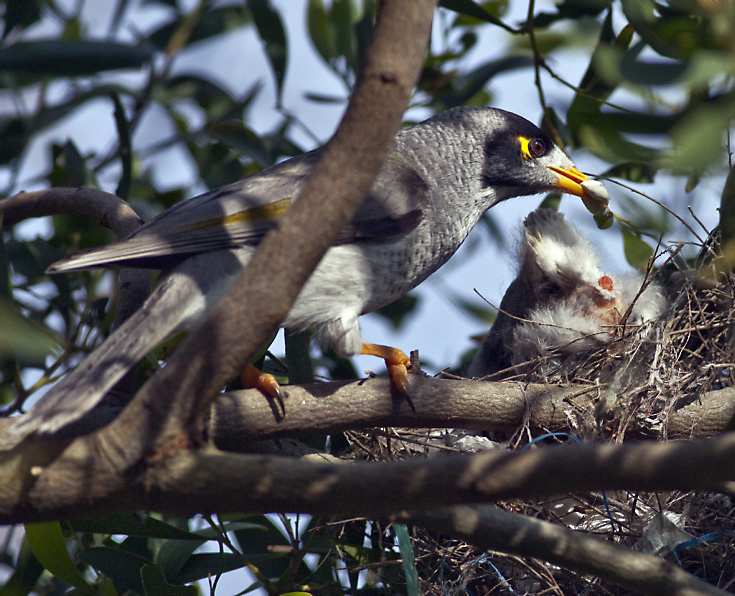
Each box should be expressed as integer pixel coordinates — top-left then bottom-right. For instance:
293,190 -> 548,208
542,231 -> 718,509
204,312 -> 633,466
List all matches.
12,107 -> 611,439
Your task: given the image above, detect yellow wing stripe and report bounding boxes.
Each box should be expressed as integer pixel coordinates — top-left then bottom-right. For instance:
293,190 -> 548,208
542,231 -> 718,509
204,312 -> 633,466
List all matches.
183,197 -> 292,231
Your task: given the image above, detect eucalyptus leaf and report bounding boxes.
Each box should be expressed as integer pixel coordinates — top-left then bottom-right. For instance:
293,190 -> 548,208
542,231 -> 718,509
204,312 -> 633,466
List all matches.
0,299 -> 59,361
621,224 -> 654,269
250,0 -> 288,101
25,522 -> 95,595
0,40 -> 155,75
668,102 -> 731,173
394,524 -> 419,596
307,0 -> 337,66
2,0 -> 41,38
141,564 -> 196,596
81,546 -> 152,594
146,6 -> 251,50
440,0 -> 509,28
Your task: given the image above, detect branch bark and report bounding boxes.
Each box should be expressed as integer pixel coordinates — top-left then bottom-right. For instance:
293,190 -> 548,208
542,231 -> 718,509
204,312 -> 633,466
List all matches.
0,187 -> 142,237
207,377 -> 735,448
3,430 -> 735,523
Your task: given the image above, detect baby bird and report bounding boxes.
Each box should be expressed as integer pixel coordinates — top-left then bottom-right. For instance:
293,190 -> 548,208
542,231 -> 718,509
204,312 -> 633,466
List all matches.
468,209 -> 666,379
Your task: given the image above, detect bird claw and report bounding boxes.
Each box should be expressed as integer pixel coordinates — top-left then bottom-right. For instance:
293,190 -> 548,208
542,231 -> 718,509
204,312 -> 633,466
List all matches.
361,343 -> 415,410
241,363 -> 287,416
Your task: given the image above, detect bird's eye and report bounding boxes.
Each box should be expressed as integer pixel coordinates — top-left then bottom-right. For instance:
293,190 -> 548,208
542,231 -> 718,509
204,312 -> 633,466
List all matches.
529,138 -> 546,158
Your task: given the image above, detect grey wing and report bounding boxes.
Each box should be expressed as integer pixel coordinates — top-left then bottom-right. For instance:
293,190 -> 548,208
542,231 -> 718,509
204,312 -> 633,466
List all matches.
47,150 -> 428,273
336,157 -> 428,243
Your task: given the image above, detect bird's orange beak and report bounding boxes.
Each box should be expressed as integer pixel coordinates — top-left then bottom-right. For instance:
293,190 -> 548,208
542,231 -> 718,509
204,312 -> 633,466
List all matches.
548,165 -> 614,228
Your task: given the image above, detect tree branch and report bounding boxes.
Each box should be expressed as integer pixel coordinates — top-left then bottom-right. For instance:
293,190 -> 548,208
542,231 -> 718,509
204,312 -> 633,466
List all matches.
409,505 -> 728,596
4,430 -> 735,523
207,377 -> 735,448
0,187 -> 143,237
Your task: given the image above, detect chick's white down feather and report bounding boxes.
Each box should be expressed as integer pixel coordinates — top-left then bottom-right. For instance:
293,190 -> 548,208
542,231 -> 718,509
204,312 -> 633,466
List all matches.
468,209 -> 667,378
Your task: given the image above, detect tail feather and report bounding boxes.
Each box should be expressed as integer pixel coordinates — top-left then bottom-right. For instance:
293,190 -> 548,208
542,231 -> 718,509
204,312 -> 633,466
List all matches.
1,271 -> 206,448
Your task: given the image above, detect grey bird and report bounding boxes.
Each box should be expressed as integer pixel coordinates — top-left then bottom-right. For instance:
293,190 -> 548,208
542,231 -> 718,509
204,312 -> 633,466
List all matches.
8,107 -> 611,441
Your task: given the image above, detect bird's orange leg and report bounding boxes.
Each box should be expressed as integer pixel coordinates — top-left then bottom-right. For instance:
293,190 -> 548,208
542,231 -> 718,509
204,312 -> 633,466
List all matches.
241,363 -> 286,413
361,342 -> 413,399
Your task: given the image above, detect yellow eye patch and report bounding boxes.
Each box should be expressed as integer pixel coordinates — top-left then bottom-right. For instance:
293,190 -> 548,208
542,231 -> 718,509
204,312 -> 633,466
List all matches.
518,136 -> 534,160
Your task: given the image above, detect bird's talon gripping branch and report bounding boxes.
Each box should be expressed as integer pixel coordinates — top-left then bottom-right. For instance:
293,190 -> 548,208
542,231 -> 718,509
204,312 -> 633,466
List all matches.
241,363 -> 286,413
361,343 -> 414,408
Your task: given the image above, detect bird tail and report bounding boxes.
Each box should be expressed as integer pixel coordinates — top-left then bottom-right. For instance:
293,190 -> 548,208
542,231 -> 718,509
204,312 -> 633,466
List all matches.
1,270 -> 207,448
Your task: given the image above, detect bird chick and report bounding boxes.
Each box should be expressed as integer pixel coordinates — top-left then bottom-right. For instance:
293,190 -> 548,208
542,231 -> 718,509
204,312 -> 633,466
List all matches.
468,209 -> 666,379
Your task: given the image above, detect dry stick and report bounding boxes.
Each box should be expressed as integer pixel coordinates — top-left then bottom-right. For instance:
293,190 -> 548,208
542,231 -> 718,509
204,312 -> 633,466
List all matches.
11,0 -> 437,516
408,505 -> 728,596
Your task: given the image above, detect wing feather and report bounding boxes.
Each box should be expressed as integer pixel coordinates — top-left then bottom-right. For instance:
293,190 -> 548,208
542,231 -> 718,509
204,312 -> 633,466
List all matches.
48,148 -> 429,273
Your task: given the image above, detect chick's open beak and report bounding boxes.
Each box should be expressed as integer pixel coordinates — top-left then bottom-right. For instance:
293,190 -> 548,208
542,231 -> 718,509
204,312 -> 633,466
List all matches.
548,165 -> 614,229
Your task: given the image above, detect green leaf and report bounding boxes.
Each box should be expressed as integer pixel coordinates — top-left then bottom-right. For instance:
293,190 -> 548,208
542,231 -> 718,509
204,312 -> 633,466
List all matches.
206,121 -> 272,168
394,524 -> 419,596
24,522 -> 95,595
80,546 -> 153,594
374,293 -> 419,330
2,0 -> 41,38
534,0 -> 611,27
71,513 -> 206,540
156,536 -> 205,579
175,552 -> 249,584
621,0 -> 711,59
577,124 -> 661,164
668,101 -> 731,174
141,565 -> 196,596
307,0 -> 337,66
440,0 -> 508,28
250,0 -> 288,102
0,299 -> 59,363
567,12 -> 633,142
0,40 -> 155,75
432,55 -> 533,110
618,40 -> 688,85
621,223 -> 654,269
602,162 -> 657,183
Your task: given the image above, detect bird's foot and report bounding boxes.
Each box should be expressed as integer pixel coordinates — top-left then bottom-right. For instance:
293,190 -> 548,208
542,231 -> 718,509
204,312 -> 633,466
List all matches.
361,343 -> 415,410
241,363 -> 286,415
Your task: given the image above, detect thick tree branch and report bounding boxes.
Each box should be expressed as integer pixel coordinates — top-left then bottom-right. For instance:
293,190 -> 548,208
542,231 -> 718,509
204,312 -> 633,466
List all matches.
208,377 -> 735,448
5,431 -> 735,523
408,505 -> 727,596
0,187 -> 143,237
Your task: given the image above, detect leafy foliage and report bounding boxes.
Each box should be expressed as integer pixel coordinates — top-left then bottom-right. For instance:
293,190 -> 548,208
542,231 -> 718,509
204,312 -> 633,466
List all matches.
0,0 -> 733,593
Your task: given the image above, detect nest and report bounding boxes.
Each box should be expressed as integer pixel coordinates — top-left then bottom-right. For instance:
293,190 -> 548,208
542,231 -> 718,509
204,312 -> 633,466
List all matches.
318,242 -> 735,594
